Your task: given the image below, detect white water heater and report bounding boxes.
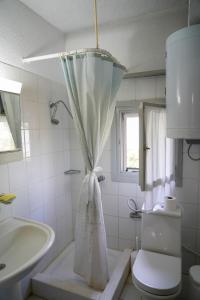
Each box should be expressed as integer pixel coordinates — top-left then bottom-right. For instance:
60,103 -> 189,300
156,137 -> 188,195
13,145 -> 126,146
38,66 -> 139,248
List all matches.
166,24 -> 200,139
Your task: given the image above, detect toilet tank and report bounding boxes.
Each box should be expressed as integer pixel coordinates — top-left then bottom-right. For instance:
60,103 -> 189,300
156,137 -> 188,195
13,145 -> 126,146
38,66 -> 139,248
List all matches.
141,207 -> 181,257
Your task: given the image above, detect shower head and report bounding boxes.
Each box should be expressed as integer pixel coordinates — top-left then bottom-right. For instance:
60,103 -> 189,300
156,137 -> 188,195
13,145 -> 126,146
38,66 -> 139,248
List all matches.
49,102 -> 59,125
49,100 -> 73,125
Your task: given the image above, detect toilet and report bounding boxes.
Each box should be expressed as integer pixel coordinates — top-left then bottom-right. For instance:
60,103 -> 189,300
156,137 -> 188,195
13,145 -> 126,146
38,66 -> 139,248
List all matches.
188,265 -> 200,299
132,205 -> 182,299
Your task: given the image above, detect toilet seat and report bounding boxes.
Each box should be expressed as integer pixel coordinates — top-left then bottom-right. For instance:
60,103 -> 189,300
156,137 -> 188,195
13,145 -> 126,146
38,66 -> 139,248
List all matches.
132,250 -> 181,296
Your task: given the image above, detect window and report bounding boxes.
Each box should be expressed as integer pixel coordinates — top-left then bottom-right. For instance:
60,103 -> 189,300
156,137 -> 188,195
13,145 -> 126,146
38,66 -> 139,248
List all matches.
111,99 -> 168,184
111,101 -> 140,183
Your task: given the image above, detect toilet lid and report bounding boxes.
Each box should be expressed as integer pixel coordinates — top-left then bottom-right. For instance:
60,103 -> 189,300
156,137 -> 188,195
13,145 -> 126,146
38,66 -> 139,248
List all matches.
132,250 -> 181,296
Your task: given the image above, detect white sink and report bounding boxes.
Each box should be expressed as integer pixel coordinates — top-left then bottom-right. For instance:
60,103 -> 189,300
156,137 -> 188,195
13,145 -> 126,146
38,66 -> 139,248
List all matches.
0,217 -> 55,300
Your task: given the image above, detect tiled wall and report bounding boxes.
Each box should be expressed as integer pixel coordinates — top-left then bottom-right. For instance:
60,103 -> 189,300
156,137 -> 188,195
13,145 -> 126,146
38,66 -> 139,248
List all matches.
176,143 -> 200,273
0,61 -> 73,296
70,75 -> 200,278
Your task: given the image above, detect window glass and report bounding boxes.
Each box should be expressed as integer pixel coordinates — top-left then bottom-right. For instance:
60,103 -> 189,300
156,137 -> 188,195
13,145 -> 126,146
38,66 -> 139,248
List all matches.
0,115 -> 16,151
124,113 -> 139,171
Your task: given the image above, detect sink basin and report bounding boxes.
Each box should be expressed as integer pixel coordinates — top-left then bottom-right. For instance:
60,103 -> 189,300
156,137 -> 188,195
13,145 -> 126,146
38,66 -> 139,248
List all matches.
0,217 -> 55,300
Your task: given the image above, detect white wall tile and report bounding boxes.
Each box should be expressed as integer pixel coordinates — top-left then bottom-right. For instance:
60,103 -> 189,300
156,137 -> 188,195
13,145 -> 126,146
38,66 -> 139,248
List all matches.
107,235 -> 118,250
176,178 -> 198,204
41,154 -> 55,179
69,128 -> 80,150
28,180 -> 44,212
13,187 -> 29,218
100,172 -> 118,195
0,63 -> 73,296
22,100 -> 40,130
118,182 -> 137,197
26,156 -> 42,183
116,78 -> 135,101
70,150 -> 85,171
21,71 -> 38,102
104,215 -> 118,237
182,228 -> 197,251
102,194 -> 118,217
135,77 -> 156,100
38,77 -> 52,103
71,188 -> 80,211
53,152 -> 65,175
24,130 -> 41,158
52,129 -> 64,152
118,195 -> 132,218
39,102 -> 52,129
8,160 -> 27,191
40,130 -> 53,154
63,129 -> 70,150
182,204 -> 198,229
118,238 -> 135,251
183,153 -> 200,179
30,206 -> 44,223
0,164 -> 9,192
155,76 -> 165,98
119,217 -> 136,240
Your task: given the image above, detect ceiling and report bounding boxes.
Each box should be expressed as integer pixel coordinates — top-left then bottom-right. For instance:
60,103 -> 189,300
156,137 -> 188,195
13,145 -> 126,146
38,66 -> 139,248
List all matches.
19,0 -> 187,33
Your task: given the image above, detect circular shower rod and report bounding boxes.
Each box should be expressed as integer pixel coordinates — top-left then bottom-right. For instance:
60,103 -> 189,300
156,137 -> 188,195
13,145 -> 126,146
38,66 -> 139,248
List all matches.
23,48 -> 127,71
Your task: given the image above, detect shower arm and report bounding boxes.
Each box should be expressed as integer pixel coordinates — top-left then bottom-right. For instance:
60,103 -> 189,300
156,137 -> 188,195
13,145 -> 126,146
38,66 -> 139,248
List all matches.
50,100 -> 73,119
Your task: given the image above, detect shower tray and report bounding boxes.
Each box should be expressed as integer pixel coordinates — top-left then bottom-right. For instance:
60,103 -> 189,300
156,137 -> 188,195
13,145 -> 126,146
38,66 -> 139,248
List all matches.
32,242 -> 131,300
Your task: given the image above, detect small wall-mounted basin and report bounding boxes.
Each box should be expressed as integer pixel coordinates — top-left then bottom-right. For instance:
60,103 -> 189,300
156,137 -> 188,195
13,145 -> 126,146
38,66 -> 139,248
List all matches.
0,217 -> 55,300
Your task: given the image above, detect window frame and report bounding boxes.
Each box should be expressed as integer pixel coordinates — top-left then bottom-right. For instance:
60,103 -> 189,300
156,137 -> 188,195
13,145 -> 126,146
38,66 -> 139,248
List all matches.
111,100 -> 140,183
111,98 -> 183,186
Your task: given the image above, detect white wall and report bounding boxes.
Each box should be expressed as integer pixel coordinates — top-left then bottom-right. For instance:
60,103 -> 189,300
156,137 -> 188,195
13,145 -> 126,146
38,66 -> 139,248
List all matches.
0,61 -> 73,297
0,0 -> 65,83
65,9 -> 187,73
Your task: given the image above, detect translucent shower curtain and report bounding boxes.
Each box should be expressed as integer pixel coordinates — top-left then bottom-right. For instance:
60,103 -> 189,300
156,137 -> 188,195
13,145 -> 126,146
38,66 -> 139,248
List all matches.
61,50 -> 125,290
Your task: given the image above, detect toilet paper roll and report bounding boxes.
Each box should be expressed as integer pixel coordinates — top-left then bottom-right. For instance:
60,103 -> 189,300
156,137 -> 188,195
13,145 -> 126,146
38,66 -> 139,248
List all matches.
164,196 -> 177,211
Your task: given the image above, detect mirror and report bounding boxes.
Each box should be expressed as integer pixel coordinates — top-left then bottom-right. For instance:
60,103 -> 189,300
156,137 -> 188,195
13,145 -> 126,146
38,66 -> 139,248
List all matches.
0,77 -> 22,163
0,91 -> 21,153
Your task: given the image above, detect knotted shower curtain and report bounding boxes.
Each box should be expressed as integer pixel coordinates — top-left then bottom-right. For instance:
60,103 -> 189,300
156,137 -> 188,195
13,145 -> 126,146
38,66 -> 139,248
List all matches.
61,51 -> 125,290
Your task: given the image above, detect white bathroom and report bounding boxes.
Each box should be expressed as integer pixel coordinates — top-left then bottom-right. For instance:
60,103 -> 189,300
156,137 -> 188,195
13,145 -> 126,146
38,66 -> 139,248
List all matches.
0,0 -> 200,299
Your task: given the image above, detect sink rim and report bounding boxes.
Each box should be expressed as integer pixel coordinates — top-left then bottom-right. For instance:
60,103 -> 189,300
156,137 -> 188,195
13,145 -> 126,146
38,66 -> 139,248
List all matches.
0,216 -> 55,286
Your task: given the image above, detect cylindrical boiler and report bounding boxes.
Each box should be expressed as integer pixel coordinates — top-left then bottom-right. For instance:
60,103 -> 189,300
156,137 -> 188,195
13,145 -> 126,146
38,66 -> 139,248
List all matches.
166,24 -> 200,139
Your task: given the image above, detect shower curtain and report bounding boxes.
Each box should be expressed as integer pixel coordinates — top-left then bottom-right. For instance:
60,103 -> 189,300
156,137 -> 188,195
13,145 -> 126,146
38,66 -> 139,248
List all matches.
61,51 -> 125,290
143,106 -> 175,212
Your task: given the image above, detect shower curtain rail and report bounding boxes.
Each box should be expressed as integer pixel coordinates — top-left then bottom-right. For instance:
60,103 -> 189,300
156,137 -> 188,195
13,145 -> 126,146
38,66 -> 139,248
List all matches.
22,49 -> 127,71
22,49 -> 119,63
